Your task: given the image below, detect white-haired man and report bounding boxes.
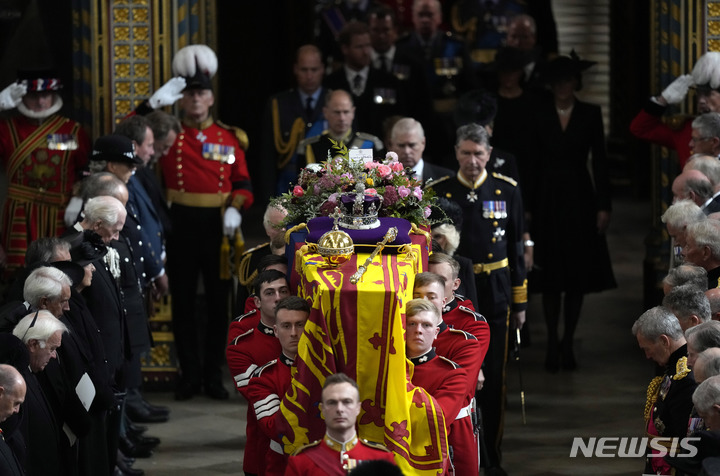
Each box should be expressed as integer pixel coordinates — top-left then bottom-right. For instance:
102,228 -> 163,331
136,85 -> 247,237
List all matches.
632,306 -> 697,475
683,219 -> 720,288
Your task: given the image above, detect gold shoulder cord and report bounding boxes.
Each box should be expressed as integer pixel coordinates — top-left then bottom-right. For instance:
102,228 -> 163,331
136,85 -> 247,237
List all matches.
644,376 -> 663,423
273,98 -> 306,169
450,5 -> 477,43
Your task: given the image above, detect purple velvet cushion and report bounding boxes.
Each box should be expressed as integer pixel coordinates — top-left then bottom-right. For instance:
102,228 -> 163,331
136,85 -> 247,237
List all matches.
306,217 -> 412,252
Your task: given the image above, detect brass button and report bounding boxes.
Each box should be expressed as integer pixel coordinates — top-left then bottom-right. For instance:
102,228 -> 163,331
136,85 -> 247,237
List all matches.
488,253 -> 494,259
177,164 -> 182,170
493,221 -> 498,226
495,189 -> 501,195
491,237 -> 496,243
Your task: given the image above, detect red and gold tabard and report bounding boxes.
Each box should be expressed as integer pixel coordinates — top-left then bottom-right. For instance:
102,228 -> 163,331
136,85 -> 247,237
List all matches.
0,113 -> 89,272
160,117 -> 253,210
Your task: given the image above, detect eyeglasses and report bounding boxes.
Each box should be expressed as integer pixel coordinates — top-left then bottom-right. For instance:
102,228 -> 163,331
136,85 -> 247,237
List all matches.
20,309 -> 39,342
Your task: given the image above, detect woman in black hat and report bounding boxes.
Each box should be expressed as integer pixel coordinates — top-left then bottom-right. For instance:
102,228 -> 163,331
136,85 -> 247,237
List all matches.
530,51 -> 616,372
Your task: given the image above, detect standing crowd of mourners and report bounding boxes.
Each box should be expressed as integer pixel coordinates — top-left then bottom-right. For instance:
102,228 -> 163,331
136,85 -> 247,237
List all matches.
0,0 -> 635,475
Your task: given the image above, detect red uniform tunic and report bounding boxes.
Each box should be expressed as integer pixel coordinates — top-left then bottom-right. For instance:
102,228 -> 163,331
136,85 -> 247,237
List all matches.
433,322 -> 483,475
0,113 -> 89,271
629,104 -> 692,167
434,322 -> 482,399
410,348 -> 476,476
160,117 -> 253,209
442,298 -> 491,364
227,308 -> 261,345
226,320 -> 280,475
247,354 -> 294,476
285,435 -> 397,476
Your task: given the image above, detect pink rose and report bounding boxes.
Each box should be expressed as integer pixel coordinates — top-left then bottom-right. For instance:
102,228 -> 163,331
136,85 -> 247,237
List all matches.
328,193 -> 339,203
366,188 -> 378,196
397,185 -> 410,198
391,161 -> 404,172
365,161 -> 378,169
377,164 -> 392,178
424,207 -> 432,218
386,151 -> 399,162
413,187 -> 423,200
293,185 -> 304,197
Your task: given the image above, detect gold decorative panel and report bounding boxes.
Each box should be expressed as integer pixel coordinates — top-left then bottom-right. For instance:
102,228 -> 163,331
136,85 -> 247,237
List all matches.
709,2 -> 720,51
110,1 -> 152,124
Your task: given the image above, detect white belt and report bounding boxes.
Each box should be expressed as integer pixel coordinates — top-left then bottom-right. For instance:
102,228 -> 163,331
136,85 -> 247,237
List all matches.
270,440 -> 284,454
456,402 -> 473,420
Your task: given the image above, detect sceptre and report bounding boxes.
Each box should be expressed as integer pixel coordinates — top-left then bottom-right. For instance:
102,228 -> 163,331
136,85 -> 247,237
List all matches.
350,227 -> 398,284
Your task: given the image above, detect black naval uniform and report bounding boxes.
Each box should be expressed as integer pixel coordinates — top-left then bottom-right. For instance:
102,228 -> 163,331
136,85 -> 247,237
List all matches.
297,130 -> 383,165
428,169 -> 527,470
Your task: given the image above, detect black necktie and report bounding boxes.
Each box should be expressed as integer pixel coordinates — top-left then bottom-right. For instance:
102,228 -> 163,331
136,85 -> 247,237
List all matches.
379,55 -> 389,72
353,74 -> 363,94
305,96 -> 313,119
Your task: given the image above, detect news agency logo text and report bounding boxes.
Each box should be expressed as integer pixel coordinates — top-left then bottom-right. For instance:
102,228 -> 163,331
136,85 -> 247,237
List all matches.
569,437 -> 700,458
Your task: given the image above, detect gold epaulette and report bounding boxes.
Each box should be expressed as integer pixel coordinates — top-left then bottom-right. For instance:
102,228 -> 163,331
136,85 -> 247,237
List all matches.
237,242 -> 270,286
674,356 -> 691,380
424,175 -> 451,189
491,172 -> 517,186
216,120 -> 249,151
360,439 -> 392,452
437,355 -> 460,369
292,439 -> 321,456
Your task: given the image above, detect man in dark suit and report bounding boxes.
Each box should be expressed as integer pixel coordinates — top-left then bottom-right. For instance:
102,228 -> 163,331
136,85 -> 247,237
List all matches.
262,45 -> 328,197
325,21 -> 406,140
368,6 -> 432,129
0,363 -> 26,476
388,117 -> 453,186
11,311 -> 68,476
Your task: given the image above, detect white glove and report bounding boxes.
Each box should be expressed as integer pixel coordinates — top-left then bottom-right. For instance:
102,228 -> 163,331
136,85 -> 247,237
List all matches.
148,77 -> 186,109
661,74 -> 694,105
0,82 -> 27,111
64,196 -> 83,227
223,207 -> 242,237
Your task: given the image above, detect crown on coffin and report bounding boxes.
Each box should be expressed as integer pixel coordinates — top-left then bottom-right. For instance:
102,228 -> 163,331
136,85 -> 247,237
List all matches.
339,184 -> 383,230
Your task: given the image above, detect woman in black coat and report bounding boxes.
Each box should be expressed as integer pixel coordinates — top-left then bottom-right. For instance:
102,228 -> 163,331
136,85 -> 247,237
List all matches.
529,52 -> 616,372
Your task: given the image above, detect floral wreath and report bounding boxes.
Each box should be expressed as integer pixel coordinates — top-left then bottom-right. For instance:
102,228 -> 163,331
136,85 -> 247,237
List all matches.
272,140 -> 440,228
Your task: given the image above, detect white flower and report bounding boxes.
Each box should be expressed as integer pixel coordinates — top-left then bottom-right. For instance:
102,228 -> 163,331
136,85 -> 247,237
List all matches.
385,151 -> 399,162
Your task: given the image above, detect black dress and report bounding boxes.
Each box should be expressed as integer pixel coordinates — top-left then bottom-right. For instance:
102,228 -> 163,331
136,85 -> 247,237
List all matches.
529,97 -> 616,293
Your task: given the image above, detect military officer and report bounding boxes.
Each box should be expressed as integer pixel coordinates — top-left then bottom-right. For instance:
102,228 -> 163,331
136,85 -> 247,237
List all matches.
297,90 -> 383,164
0,69 -> 90,275
395,0 -> 475,162
262,45 -> 327,197
632,306 -> 697,475
427,123 -> 526,476
286,373 -> 397,475
158,45 -> 254,401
